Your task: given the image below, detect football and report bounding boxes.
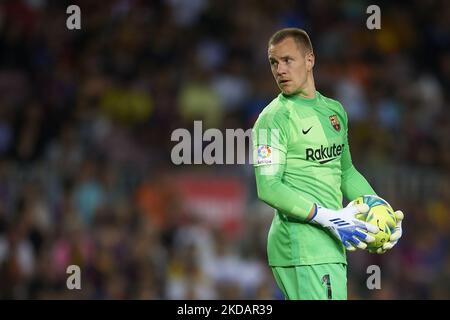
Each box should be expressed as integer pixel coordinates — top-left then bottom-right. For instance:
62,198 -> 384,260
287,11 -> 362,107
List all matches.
348,195 -> 397,250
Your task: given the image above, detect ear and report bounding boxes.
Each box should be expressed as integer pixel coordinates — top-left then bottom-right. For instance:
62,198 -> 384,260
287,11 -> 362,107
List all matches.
306,52 -> 315,71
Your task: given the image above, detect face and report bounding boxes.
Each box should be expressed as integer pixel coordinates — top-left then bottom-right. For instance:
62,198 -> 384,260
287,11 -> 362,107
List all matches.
268,37 -> 314,96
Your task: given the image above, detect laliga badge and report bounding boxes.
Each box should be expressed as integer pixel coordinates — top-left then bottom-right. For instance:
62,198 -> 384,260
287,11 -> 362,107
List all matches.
257,145 -> 273,165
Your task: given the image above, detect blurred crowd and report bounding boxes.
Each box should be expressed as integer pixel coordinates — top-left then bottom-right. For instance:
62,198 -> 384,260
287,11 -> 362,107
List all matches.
0,0 -> 449,299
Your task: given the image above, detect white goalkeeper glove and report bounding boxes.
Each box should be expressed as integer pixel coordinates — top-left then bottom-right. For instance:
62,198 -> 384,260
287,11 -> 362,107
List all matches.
370,210 -> 404,254
309,203 -> 379,251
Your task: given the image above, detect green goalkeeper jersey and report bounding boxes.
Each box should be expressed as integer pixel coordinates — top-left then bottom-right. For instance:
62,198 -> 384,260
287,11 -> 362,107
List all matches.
252,91 -> 376,266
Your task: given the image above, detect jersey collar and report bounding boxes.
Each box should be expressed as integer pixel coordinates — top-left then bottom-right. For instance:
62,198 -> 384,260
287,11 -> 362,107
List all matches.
280,91 -> 319,106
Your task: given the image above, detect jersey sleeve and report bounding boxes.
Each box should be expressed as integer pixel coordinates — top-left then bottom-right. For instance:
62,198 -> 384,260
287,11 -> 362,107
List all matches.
252,111 -> 315,221
340,109 -> 377,201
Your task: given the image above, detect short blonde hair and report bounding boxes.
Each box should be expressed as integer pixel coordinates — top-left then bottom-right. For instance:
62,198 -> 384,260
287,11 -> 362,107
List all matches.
268,28 -> 313,54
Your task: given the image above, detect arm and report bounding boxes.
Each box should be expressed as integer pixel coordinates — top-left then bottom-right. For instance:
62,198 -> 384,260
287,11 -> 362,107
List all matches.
340,112 -> 377,200
341,157 -> 377,200
340,110 -> 403,253
254,158 -> 315,222
252,115 -> 315,221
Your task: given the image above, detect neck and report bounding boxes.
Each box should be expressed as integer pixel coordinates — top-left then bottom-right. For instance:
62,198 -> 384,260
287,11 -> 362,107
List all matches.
296,74 -> 316,99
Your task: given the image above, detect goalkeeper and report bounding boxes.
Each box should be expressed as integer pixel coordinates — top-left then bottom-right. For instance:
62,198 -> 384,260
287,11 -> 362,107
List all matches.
252,28 -> 404,300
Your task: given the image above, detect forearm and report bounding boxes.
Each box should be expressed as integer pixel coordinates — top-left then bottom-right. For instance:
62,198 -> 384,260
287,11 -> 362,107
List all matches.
341,164 -> 377,201
255,165 -> 315,221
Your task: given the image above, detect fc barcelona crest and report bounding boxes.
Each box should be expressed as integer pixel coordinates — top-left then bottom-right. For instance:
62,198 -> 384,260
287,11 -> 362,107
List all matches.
329,115 -> 341,131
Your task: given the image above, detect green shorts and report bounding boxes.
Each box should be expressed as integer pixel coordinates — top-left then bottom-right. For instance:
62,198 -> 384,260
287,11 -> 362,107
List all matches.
271,263 -> 347,300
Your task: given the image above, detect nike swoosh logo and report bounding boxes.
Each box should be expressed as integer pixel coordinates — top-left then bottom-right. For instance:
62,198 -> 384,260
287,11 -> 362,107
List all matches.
319,157 -> 337,164
302,126 -> 312,134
